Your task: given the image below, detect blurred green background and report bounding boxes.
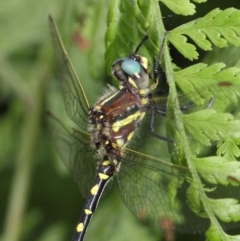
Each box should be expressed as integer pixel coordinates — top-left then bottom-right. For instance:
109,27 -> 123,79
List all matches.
1,1 -> 240,241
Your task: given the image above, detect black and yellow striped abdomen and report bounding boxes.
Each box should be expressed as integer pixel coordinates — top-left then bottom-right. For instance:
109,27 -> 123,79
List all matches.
72,160 -> 114,241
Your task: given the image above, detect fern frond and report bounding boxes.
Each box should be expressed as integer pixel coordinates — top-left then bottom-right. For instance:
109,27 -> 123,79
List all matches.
161,0 -> 196,16
217,140 -> 240,161
174,63 -> 240,104
184,110 -> 240,146
168,8 -> 240,60
208,198 -> 240,222
194,156 -> 240,185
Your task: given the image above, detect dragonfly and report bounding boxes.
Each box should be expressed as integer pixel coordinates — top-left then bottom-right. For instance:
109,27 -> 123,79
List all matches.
48,15 -> 240,241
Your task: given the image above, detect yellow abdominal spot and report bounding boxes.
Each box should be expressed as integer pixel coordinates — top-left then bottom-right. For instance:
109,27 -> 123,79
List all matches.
84,209 -> 93,215
76,223 -> 84,232
102,160 -> 111,165
112,111 -> 140,132
90,184 -> 99,195
98,173 -> 109,180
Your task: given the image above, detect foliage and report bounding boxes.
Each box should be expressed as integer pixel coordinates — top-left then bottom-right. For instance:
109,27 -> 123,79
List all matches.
1,1 -> 240,241
105,0 -> 240,240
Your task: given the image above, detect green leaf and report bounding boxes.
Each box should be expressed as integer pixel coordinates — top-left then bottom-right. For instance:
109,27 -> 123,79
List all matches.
174,63 -> 240,105
183,110 -> 240,146
105,0 -> 164,78
168,34 -> 199,60
86,0 -> 111,79
106,0 -> 149,76
193,0 -> 207,3
160,0 -> 196,16
186,182 -> 205,216
168,8 -> 240,60
208,198 -> 240,223
166,52 -> 240,238
217,140 -> 240,161
205,224 -> 240,241
194,156 -> 240,186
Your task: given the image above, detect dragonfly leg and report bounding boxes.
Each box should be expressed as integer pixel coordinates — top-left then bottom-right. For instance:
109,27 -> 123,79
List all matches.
149,99 -> 195,143
149,97 -> 213,142
149,103 -> 173,142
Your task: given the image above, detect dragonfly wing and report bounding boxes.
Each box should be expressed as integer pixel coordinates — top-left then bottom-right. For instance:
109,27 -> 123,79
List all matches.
48,112 -> 97,197
117,148 -> 211,233
49,16 -> 90,130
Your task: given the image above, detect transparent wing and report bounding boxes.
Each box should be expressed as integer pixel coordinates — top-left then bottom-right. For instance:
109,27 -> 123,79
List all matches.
48,112 -> 97,196
117,146 -> 240,234
117,149 -> 205,233
49,16 -> 90,130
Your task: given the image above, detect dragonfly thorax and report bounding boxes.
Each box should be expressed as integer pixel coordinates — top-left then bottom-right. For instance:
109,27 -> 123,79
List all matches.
89,81 -> 149,165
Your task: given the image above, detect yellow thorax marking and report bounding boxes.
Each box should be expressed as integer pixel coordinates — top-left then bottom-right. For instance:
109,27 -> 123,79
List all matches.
112,111 -> 141,132
128,78 -> 138,89
99,92 -> 119,106
140,56 -> 148,70
127,131 -> 134,141
94,105 -> 101,111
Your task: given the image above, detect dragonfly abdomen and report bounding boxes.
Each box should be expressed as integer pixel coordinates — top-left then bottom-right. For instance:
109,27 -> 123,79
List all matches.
72,159 -> 115,241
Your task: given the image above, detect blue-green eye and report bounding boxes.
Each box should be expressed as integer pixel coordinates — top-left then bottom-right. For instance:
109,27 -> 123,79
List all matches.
121,59 -> 141,76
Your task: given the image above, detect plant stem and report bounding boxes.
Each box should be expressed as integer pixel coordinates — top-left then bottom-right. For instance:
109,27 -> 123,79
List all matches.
2,58 -> 49,241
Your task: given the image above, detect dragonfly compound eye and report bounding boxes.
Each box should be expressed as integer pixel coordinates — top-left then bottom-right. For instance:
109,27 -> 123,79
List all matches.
121,59 -> 141,76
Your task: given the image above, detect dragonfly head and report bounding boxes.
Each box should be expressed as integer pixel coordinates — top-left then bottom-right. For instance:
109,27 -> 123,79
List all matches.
111,54 -> 150,91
